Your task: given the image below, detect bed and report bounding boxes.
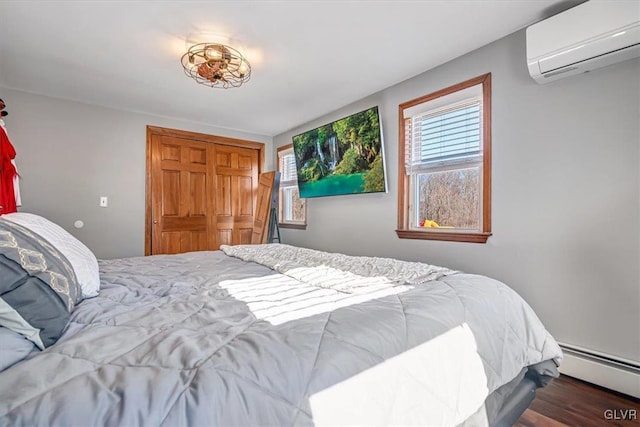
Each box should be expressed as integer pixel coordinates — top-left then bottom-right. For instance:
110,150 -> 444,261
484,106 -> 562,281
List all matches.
0,214 -> 562,426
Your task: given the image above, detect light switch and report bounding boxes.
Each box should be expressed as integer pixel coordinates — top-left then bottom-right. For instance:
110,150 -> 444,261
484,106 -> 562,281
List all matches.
99,196 -> 108,208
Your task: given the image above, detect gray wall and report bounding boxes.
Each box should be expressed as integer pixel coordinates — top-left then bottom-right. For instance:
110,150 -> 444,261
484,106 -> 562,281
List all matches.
1,88 -> 272,259
273,29 -> 640,364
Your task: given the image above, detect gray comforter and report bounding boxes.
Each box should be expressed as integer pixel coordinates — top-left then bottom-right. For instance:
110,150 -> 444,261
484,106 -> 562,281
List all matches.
0,246 -> 562,426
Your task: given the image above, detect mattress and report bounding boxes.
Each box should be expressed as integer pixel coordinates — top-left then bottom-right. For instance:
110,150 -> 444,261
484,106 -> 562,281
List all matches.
0,244 -> 562,426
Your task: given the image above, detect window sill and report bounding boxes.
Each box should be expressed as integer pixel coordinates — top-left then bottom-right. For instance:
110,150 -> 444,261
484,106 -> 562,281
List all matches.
279,223 -> 307,230
396,229 -> 491,243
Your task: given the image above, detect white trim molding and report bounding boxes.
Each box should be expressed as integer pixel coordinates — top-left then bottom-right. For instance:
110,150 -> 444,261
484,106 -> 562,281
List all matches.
558,343 -> 640,399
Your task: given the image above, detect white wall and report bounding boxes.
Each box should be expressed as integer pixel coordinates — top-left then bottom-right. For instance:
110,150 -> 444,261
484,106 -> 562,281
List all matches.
0,88 -> 272,259
273,29 -> 640,365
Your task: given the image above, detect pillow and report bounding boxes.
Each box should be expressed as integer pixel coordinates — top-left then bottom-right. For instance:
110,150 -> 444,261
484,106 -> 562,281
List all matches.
0,218 -> 82,349
2,213 -> 99,298
0,326 -> 37,371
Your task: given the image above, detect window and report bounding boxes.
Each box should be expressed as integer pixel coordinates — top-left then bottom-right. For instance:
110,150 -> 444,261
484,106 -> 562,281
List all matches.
397,73 -> 491,243
277,145 -> 307,229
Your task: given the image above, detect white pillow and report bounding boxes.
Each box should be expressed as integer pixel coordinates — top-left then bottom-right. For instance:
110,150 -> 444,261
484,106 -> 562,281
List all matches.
2,213 -> 100,298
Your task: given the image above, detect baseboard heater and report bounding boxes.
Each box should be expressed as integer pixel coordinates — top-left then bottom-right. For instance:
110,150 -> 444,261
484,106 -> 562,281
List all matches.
558,342 -> 640,399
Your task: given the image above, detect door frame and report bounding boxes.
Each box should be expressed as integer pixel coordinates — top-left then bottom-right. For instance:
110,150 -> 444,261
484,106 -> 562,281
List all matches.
145,125 -> 265,255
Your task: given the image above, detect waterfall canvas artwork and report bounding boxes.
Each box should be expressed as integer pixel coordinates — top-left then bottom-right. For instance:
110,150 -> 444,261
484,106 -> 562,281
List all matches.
292,106 -> 387,198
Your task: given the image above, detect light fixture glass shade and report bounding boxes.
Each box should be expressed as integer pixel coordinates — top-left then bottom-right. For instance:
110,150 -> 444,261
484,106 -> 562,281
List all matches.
181,43 -> 251,89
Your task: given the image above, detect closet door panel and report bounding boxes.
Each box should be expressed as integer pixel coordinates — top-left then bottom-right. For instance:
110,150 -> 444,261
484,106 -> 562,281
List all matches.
150,135 -> 212,254
212,145 -> 259,247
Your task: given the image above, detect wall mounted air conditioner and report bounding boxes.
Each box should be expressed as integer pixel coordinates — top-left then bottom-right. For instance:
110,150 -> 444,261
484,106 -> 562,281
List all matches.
526,1 -> 640,84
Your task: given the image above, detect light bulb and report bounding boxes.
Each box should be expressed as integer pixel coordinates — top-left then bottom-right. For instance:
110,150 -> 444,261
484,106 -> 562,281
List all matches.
205,46 -> 222,60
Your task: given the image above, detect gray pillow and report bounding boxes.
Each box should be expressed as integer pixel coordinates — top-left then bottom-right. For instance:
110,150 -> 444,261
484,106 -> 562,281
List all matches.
0,218 -> 82,349
0,326 -> 36,371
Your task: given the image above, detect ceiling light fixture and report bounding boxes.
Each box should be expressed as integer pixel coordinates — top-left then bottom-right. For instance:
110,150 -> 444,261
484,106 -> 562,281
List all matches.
181,43 -> 251,89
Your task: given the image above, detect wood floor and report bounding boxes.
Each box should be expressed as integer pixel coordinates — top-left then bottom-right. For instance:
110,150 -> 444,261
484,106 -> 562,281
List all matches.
515,375 -> 639,426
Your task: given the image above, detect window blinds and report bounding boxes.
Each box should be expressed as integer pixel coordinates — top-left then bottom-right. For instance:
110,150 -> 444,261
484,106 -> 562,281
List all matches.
405,99 -> 482,173
278,149 -> 298,184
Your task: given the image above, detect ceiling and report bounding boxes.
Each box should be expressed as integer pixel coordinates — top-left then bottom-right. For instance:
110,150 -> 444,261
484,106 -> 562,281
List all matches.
0,1 -> 572,137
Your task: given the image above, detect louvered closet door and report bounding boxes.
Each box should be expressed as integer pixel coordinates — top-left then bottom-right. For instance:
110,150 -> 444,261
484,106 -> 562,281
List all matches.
150,135 -> 214,254
212,144 -> 259,247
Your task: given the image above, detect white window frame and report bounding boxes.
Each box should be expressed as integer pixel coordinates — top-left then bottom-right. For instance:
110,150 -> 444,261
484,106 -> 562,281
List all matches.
277,144 -> 307,229
409,164 -> 483,230
397,73 -> 492,243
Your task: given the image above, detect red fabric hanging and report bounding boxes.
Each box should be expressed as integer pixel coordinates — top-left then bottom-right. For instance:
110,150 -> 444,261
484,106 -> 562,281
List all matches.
0,125 -> 18,215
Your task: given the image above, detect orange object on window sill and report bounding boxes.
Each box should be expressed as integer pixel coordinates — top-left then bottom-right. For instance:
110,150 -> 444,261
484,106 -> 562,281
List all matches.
418,220 -> 456,229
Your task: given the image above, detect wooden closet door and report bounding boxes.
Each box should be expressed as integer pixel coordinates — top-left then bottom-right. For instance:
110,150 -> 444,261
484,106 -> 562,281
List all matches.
251,171 -> 276,244
212,144 -> 259,247
150,134 -> 213,254
146,126 -> 264,255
